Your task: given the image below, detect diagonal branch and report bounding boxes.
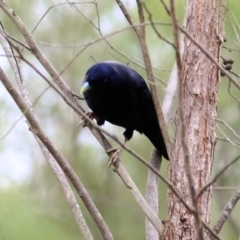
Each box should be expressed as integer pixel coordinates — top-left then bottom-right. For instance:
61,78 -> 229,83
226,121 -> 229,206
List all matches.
197,155 -> 240,199
213,186 -> 240,234
0,28 -> 94,240
0,67 -> 114,240
36,139 -> 94,240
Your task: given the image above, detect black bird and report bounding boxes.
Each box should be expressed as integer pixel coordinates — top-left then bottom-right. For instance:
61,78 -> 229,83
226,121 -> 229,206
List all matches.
80,61 -> 169,160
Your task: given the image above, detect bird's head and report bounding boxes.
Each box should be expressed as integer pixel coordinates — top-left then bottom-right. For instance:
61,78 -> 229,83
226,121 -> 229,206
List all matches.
80,62 -> 118,95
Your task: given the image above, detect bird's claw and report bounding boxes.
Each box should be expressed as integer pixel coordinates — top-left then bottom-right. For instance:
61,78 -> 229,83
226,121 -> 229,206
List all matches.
80,112 -> 95,127
72,92 -> 84,100
107,146 -> 122,167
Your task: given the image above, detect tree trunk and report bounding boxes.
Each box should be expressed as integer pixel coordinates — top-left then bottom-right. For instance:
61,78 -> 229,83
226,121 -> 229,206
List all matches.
166,0 -> 225,239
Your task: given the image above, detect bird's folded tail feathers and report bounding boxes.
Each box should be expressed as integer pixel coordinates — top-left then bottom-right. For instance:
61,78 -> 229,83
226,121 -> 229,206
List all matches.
142,127 -> 169,160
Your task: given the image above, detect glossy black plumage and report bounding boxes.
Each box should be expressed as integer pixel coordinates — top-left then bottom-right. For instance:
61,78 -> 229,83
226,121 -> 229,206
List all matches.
81,61 -> 169,160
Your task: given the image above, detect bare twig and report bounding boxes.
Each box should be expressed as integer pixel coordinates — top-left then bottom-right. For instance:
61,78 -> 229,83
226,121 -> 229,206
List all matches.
197,155 -> 240,199
159,0 -> 171,16
222,45 -> 240,52
0,113 -> 24,140
227,81 -> 240,102
217,125 -> 240,149
0,26 -> 30,50
36,139 -> 94,240
31,1 -> 95,34
217,119 -> 240,142
142,3 -> 175,48
213,187 -> 239,191
178,26 -> 240,90
213,186 -> 240,234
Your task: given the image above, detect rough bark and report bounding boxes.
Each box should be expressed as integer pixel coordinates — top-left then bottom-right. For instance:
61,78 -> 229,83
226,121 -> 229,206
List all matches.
166,0 -> 225,239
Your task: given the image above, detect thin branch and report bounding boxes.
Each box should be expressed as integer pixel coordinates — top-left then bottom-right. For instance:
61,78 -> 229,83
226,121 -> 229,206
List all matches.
217,125 -> 240,149
178,26 -> 240,90
227,81 -> 240,102
0,113 -> 24,140
65,0 -> 98,31
115,0 -> 140,35
0,26 -> 30,50
213,186 -> 240,234
197,155 -> 240,199
213,187 -> 239,191
222,45 -> 240,52
58,21 -> 171,75
159,0 -> 171,16
229,69 -> 240,79
31,1 -> 95,34
36,139 -> 94,240
120,54 -> 167,85
142,3 -> 175,48
39,22 -> 171,48
217,118 -> 240,142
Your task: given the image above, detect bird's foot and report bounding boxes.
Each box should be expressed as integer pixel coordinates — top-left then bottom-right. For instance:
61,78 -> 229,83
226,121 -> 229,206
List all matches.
79,112 -> 105,127
72,92 -> 84,100
80,112 -> 95,127
106,146 -> 122,167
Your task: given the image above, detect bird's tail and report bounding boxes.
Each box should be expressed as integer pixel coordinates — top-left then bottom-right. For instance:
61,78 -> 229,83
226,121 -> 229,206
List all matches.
142,125 -> 169,160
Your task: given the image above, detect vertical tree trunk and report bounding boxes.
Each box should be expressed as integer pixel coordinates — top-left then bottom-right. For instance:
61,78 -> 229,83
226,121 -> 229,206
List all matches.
166,1 -> 225,239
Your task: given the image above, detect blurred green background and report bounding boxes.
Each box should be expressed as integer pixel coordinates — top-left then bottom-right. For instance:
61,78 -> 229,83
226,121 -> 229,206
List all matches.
0,0 -> 240,239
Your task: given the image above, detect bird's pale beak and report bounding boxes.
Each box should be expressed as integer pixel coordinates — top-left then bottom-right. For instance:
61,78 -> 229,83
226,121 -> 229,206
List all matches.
80,82 -> 91,95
